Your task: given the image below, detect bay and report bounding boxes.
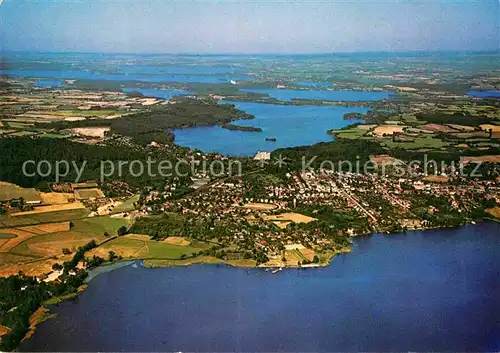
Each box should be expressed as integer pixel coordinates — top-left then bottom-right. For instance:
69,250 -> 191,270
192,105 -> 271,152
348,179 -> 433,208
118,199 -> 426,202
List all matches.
21,222 -> 500,352
172,101 -> 365,156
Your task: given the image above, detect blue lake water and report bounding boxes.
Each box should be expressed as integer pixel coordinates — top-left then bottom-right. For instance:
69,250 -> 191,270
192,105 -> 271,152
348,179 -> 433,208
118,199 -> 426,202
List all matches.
122,87 -> 192,100
21,222 -> 500,352
33,80 -> 64,88
172,101 -> 365,156
0,69 -> 248,84
466,90 -> 500,98
296,81 -> 333,88
241,88 -> 392,102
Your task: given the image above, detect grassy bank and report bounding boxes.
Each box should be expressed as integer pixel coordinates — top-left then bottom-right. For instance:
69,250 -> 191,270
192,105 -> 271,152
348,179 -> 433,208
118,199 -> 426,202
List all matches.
143,247 -> 350,269
43,285 -> 87,305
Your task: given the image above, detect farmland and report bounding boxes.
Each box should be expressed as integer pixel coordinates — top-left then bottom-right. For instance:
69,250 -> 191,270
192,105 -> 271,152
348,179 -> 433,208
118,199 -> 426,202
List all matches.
74,188 -> 105,200
0,215 -> 130,274
11,202 -> 86,217
381,136 -> 450,150
0,208 -> 90,228
143,256 -> 257,269
71,127 -> 110,138
0,222 -> 71,253
373,124 -> 407,136
264,212 -> 317,229
243,203 -> 277,211
0,182 -> 41,203
89,235 -> 210,260
39,192 -> 74,205
111,194 -> 140,214
330,125 -> 370,139
331,102 -> 500,155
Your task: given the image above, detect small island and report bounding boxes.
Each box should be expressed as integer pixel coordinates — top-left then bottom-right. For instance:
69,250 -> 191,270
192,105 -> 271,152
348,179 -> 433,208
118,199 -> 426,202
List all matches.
221,123 -> 262,132
343,112 -> 366,120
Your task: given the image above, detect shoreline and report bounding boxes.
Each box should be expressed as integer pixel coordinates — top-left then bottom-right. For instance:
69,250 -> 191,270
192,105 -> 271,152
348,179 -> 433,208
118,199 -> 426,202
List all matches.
80,219 -> 485,274
19,219 -> 488,348
85,260 -> 135,283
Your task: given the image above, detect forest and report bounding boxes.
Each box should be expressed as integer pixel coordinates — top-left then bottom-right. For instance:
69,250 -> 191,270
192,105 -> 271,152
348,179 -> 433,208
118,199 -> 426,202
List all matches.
415,111 -> 493,126
221,123 -> 262,132
272,139 -> 385,172
37,97 -> 254,146
0,137 -> 191,188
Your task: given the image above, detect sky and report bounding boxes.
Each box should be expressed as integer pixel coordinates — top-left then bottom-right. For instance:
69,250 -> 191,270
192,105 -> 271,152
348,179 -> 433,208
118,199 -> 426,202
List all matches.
1,0 -> 498,54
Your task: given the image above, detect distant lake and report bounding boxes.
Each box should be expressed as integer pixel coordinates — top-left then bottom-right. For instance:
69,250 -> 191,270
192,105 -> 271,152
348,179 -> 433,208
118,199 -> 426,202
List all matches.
172,101 -> 365,156
240,88 -> 392,102
122,87 -> 192,100
296,81 -> 334,88
21,222 -> 500,352
466,90 -> 500,98
0,69 -> 249,84
33,80 -> 63,88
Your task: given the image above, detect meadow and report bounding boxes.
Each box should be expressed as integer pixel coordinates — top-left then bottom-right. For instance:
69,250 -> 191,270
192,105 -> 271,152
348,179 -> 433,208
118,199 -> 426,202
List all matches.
0,209 -> 90,228
0,216 -> 129,273
90,235 -> 211,260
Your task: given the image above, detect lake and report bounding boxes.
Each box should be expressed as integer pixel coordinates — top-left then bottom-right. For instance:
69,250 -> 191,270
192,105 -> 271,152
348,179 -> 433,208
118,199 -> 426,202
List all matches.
296,81 -> 334,88
172,101 -> 366,156
466,90 -> 500,98
21,222 -> 500,352
240,88 -> 392,102
0,69 -> 248,84
33,80 -> 64,88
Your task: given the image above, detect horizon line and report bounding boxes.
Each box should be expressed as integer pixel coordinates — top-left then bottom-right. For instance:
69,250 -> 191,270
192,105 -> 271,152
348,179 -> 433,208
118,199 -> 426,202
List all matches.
2,49 -> 499,56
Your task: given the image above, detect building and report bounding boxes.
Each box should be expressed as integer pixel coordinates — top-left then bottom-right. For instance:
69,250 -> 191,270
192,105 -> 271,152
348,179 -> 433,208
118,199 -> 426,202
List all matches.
253,151 -> 271,161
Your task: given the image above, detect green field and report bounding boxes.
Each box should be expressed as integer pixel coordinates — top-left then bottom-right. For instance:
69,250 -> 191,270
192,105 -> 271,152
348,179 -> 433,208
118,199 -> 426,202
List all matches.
7,216 -> 129,257
400,114 -> 426,125
7,242 -> 41,258
69,109 -> 125,117
147,241 -> 200,258
144,256 -> 257,268
39,133 -> 70,139
34,109 -> 123,118
97,236 -> 209,260
381,136 -> 450,150
111,194 -> 139,214
74,217 -> 129,234
44,291 -> 82,305
333,127 -> 370,139
0,209 -> 90,228
10,217 -> 127,246
74,189 -> 103,199
10,131 -> 37,137
441,105 -> 499,118
0,233 -> 16,239
4,121 -> 34,129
